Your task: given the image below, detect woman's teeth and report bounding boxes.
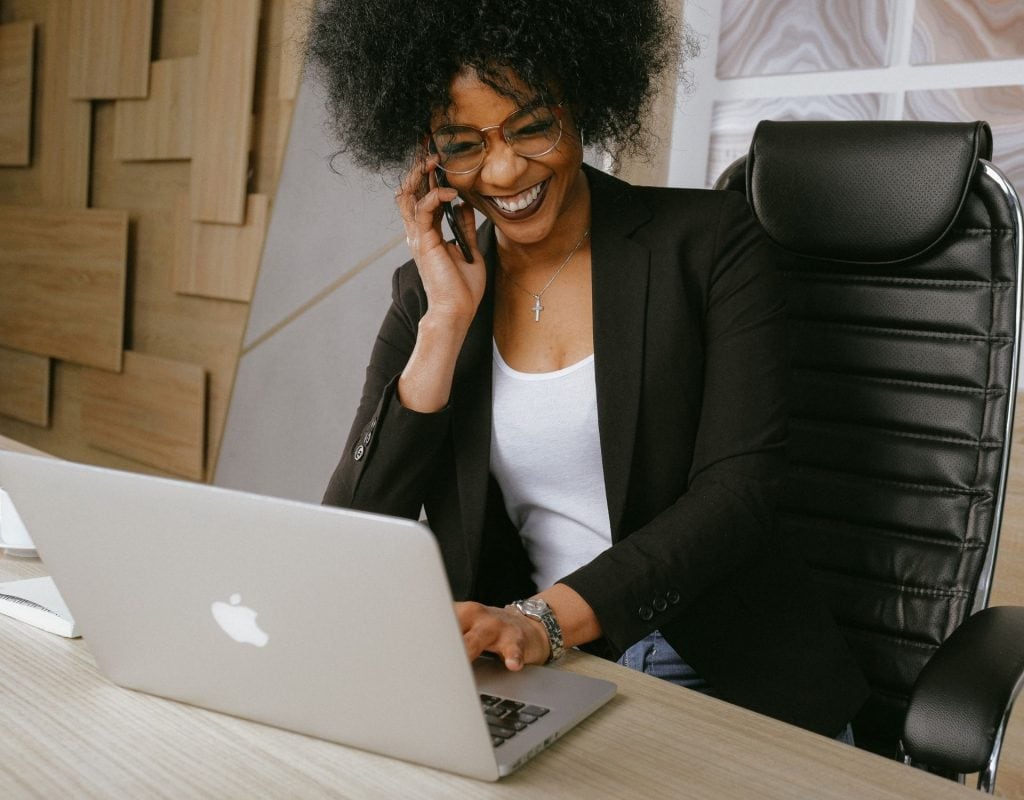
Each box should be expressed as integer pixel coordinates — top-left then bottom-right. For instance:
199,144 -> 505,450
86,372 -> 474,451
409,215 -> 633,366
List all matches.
492,182 -> 543,213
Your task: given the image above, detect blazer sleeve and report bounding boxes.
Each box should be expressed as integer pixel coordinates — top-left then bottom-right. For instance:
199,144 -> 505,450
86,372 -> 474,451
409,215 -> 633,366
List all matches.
322,261 -> 451,519
559,192 -> 789,654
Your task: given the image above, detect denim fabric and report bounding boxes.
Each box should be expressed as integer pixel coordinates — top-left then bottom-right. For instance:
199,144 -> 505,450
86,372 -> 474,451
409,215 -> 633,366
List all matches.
617,631 -> 855,745
616,630 -> 718,696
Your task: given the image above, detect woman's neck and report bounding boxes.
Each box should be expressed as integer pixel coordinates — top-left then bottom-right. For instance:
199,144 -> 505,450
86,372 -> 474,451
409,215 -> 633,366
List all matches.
495,170 -> 591,278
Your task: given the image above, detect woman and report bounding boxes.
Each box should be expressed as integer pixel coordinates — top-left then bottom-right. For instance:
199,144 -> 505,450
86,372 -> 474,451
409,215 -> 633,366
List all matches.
309,0 -> 868,739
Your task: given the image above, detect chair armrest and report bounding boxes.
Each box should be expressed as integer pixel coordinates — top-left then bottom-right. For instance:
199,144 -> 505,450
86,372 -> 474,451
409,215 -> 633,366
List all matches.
902,606 -> 1024,782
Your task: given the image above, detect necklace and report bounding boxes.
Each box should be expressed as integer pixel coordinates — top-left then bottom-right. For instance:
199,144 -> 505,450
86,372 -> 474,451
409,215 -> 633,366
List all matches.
501,228 -> 591,322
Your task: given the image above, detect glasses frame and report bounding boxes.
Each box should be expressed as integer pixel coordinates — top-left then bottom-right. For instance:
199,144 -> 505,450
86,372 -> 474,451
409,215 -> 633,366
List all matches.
428,104 -> 565,175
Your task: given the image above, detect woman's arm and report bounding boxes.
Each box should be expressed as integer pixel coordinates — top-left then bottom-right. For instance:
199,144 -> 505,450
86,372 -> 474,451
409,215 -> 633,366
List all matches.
393,157 -> 486,412
559,191 -> 787,654
323,158 -> 485,514
456,583 -> 601,670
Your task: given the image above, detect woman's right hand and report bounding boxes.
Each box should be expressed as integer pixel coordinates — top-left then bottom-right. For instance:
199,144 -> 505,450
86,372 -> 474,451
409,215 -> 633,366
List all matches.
395,156 -> 485,326
392,157 -> 485,413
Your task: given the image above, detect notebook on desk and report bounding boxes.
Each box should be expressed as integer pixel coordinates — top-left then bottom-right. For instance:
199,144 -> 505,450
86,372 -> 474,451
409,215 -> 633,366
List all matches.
0,450 -> 615,781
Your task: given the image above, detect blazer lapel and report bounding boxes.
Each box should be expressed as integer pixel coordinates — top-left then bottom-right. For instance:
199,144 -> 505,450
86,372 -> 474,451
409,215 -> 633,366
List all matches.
448,167 -> 653,564
586,166 -> 653,540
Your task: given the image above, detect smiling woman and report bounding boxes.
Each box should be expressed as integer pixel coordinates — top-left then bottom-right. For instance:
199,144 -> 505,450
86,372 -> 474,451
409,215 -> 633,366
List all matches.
309,0 -> 871,745
434,71 -> 589,261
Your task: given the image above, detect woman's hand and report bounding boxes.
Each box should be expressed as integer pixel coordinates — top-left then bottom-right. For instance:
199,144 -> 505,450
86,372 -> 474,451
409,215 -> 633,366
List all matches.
456,602 -> 551,670
392,157 -> 485,413
395,156 -> 485,325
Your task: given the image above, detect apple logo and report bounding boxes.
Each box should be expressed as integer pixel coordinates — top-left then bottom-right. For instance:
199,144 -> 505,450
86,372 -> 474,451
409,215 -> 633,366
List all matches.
210,593 -> 269,647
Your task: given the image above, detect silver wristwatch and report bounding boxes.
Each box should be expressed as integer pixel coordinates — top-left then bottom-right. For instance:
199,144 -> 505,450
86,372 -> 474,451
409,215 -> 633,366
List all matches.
512,598 -> 565,663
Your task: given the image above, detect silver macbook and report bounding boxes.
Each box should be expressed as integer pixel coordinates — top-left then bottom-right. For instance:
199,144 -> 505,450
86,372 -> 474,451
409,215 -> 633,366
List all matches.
0,450 -> 615,781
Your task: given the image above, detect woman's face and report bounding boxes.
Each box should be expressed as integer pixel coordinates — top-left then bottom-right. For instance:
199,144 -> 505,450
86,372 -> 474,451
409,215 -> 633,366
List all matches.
431,71 -> 589,249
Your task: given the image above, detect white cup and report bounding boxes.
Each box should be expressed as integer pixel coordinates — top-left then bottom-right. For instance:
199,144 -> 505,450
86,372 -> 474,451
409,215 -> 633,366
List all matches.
0,488 -> 36,554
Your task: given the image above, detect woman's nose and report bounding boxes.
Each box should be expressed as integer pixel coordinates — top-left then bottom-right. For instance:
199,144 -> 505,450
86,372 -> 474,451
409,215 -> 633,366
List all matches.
478,137 -> 528,187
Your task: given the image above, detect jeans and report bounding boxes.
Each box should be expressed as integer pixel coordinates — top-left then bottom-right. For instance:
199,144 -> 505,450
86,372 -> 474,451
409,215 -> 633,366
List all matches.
617,631 -> 855,745
616,630 -> 719,696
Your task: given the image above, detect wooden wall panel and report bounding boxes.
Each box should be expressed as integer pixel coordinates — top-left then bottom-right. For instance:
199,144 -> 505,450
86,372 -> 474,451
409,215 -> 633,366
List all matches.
0,206 -> 127,371
0,347 -> 50,427
0,20 -> 34,166
40,1 -> 92,207
67,0 -> 153,99
0,0 -> 302,483
279,0 -> 310,101
190,0 -> 260,224
174,193 -> 268,301
114,57 -> 196,161
81,351 -> 206,479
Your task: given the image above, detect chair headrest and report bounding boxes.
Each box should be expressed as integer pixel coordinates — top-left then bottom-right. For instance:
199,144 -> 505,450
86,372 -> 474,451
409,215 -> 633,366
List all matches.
746,120 -> 993,264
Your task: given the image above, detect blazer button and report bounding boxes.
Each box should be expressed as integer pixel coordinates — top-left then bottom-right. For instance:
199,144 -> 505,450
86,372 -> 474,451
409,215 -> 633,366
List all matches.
666,590 -> 681,604
362,430 -> 373,445
638,606 -> 654,621
653,597 -> 668,612
353,444 -> 365,461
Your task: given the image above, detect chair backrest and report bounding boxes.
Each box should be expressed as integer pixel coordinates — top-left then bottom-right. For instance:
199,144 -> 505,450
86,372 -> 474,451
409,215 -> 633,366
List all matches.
715,120 -> 1023,757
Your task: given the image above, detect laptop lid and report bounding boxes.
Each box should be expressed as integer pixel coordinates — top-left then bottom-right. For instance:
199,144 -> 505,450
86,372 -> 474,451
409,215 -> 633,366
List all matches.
0,451 -> 615,781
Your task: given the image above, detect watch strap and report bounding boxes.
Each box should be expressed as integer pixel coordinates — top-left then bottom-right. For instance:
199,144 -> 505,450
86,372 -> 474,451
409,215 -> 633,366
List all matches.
512,598 -> 565,663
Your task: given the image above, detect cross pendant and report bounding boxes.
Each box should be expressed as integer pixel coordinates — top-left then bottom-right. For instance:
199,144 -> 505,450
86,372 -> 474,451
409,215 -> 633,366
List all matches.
531,295 -> 543,322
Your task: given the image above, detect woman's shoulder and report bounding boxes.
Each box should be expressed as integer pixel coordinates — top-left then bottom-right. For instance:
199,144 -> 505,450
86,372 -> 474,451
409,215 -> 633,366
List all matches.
586,164 -> 751,229
628,184 -> 757,253
638,183 -> 748,221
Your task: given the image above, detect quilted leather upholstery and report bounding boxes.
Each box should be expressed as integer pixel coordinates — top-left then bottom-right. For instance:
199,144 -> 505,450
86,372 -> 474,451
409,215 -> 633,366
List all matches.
716,120 -> 1019,761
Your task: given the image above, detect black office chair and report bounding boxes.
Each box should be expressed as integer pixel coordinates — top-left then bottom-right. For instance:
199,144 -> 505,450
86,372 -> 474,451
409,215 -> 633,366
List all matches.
715,120 -> 1024,792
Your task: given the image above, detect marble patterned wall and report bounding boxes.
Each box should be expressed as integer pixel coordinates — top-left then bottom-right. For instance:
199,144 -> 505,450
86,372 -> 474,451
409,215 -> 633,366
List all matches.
912,0 -> 1024,64
905,84 -> 1024,193
708,0 -> 1024,199
717,0 -> 894,78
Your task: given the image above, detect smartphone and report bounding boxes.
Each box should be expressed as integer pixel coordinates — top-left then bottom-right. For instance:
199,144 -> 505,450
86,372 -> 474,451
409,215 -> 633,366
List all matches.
435,169 -> 474,263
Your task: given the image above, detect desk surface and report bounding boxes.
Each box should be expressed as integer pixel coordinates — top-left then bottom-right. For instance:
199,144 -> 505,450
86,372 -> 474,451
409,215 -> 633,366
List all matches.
0,557 -> 975,799
0,435 -> 975,798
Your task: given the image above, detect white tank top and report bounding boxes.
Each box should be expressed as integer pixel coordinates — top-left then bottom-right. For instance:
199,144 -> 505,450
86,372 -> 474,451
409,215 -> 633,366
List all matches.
489,341 -> 613,591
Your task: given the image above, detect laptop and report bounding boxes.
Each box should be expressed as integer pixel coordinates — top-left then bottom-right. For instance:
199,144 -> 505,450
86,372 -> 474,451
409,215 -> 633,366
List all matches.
0,450 -> 615,781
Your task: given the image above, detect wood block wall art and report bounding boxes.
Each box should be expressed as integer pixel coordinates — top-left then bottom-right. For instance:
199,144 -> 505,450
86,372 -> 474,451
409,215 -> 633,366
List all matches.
40,1 -> 92,207
0,347 -> 50,427
67,0 -> 153,99
81,351 -> 206,480
279,0 -> 311,102
0,20 -> 35,166
0,205 -> 128,372
113,57 -> 196,161
174,193 -> 268,302
190,0 -> 261,224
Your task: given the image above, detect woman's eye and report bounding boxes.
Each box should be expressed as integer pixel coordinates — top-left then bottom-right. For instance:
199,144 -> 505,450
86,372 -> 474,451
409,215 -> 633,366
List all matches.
511,120 -> 556,139
443,140 -> 480,156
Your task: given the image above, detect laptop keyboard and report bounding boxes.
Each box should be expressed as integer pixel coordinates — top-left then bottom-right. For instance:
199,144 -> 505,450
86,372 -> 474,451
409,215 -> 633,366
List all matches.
480,694 -> 550,747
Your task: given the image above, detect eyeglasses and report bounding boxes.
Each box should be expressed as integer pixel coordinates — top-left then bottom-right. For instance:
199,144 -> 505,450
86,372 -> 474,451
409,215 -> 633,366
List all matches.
429,104 -> 564,175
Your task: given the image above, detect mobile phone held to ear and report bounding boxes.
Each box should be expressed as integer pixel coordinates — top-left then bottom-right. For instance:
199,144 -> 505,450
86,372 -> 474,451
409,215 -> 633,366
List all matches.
435,169 -> 474,263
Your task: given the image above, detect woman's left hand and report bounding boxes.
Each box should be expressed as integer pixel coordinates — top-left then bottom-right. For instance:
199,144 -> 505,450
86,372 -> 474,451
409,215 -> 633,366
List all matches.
455,601 -> 551,670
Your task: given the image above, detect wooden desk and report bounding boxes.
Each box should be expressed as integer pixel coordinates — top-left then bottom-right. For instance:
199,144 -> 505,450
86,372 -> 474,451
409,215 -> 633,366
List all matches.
0,556 -> 976,799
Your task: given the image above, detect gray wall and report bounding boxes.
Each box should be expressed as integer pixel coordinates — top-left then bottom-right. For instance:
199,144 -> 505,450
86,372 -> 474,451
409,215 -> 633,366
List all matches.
215,77 -> 405,502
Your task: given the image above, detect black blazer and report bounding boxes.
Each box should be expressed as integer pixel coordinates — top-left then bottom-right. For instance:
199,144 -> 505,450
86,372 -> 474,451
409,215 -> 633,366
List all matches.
324,165 -> 869,737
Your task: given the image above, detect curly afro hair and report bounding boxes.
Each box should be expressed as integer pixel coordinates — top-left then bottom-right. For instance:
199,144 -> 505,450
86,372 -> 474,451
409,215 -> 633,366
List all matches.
305,0 -> 691,173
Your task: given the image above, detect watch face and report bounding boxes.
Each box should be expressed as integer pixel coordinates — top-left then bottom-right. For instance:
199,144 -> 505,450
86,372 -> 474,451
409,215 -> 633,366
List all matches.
519,598 -> 547,616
